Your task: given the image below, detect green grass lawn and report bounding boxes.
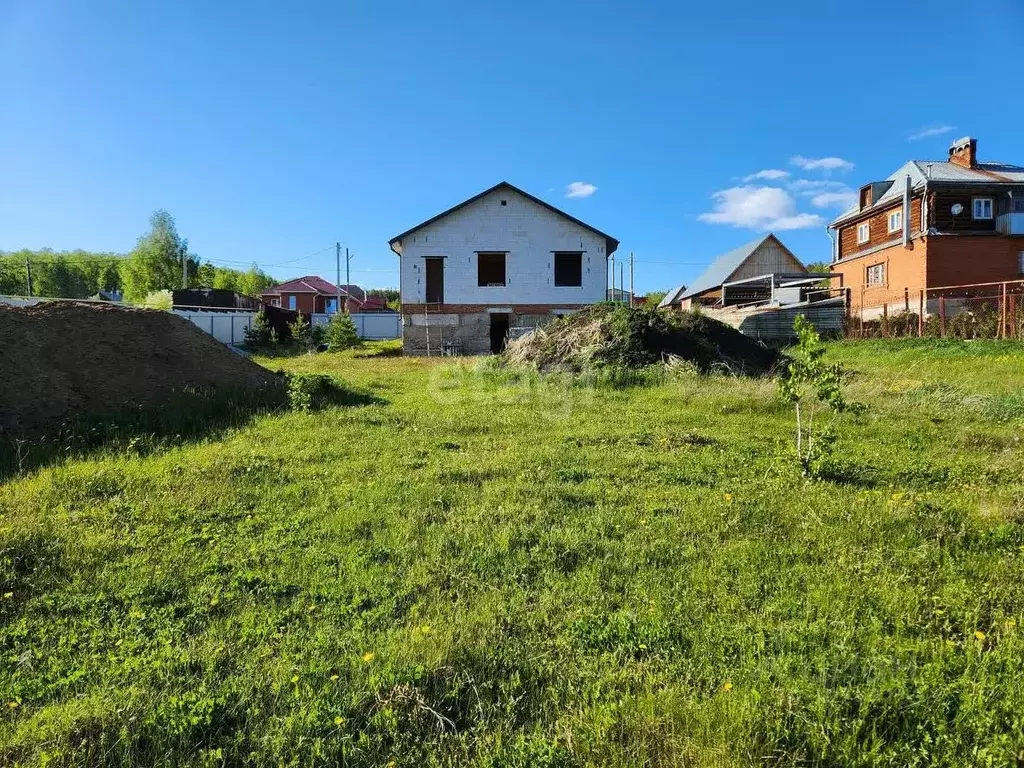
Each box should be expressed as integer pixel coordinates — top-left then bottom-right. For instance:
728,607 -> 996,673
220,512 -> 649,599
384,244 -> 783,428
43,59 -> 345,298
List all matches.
3,339 -> 1024,766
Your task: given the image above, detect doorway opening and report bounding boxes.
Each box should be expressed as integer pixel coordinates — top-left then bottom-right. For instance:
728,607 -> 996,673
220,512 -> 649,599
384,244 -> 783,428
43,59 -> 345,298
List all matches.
489,313 -> 510,354
425,257 -> 444,304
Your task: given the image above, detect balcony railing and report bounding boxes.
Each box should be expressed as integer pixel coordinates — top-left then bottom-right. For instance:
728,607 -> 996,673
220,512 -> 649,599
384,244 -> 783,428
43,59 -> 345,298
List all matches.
997,212 -> 1024,235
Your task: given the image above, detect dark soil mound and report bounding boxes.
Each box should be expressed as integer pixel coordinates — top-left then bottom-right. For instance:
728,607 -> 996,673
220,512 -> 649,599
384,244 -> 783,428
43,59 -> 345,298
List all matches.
0,302 -> 282,440
505,303 -> 782,376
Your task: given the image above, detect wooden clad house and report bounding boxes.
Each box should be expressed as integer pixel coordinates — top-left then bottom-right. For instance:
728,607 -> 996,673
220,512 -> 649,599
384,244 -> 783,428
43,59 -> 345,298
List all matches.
829,136 -> 1024,314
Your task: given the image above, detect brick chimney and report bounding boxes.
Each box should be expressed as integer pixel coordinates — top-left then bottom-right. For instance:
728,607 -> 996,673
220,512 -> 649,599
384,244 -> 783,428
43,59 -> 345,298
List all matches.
948,136 -> 977,169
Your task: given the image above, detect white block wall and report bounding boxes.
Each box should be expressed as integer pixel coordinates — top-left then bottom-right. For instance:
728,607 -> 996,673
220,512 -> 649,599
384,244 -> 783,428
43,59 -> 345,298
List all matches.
396,187 -> 610,305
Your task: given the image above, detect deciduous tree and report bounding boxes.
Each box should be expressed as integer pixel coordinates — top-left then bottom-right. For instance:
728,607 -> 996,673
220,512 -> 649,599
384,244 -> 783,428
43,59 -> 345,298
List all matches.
121,210 -> 190,302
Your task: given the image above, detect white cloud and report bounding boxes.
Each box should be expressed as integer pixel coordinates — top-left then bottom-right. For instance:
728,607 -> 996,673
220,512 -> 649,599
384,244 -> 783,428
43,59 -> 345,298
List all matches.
770,214 -> 827,230
742,169 -> 790,182
789,179 -> 850,194
698,185 -> 824,231
565,181 -> 597,199
811,191 -> 858,209
790,155 -> 854,172
907,124 -> 955,141
789,179 -> 857,208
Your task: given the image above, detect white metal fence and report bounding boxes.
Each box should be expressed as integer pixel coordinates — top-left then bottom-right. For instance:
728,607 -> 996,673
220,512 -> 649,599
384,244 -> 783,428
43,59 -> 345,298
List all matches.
311,312 -> 401,340
173,309 -> 255,346
0,295 -> 45,308
176,310 -> 401,346
0,296 -> 402,346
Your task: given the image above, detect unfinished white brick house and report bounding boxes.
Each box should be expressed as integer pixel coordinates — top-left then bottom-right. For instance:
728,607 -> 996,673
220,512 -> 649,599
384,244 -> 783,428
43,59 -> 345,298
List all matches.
389,182 -> 619,354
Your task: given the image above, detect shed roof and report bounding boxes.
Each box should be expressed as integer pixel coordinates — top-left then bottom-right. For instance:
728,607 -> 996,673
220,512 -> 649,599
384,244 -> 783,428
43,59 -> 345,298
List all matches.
659,233 -> 800,307
387,181 -> 619,257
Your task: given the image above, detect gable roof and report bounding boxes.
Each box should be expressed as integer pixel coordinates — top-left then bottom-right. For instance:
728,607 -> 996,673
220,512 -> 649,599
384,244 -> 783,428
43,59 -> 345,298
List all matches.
659,234 -> 801,307
262,276 -> 340,296
334,284 -> 367,302
831,159 -> 1024,227
387,181 -> 619,256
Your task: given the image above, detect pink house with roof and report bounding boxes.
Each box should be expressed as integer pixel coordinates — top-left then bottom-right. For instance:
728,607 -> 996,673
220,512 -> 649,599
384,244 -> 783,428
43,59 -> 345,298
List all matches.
260,276 -> 376,315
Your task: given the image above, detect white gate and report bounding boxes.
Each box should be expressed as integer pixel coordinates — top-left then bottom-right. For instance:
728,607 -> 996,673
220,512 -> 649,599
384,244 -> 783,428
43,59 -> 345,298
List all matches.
173,309 -> 255,346
310,312 -> 401,340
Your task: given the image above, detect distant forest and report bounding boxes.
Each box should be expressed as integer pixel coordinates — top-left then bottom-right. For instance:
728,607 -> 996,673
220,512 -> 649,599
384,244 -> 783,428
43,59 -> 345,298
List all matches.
0,210 -> 277,303
0,250 -> 277,302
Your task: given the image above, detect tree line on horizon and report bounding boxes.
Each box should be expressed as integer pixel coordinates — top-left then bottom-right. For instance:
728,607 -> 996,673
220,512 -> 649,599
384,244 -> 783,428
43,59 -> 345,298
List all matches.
0,210 -> 278,303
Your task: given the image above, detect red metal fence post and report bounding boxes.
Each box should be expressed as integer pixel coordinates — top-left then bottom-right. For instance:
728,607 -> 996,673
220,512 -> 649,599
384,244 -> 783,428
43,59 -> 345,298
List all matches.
845,287 -> 852,338
904,287 -> 910,314
1001,282 -> 1008,339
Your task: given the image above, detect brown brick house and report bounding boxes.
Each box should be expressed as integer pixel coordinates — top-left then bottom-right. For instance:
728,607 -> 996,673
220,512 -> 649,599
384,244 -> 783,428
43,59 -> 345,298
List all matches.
830,137 -> 1024,315
260,276 -> 370,315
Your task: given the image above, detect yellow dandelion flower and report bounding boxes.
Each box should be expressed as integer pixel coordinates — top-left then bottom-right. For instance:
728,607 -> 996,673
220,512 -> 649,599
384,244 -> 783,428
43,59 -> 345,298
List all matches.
330,674 -> 339,681
974,630 -> 986,641
1007,619 -> 1017,629
334,716 -> 344,726
723,493 -> 733,503
419,625 -> 431,634
362,652 -> 375,663
722,681 -> 733,692
2,592 -> 12,599
291,675 -> 300,683
8,701 -> 18,709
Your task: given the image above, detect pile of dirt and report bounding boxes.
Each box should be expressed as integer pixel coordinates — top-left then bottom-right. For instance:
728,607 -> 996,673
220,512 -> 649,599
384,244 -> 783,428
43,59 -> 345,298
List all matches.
0,302 -> 282,440
504,303 -> 782,376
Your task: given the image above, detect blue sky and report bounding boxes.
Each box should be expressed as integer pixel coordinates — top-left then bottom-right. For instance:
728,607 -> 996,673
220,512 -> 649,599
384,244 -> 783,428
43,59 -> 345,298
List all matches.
1,0 -> 1022,294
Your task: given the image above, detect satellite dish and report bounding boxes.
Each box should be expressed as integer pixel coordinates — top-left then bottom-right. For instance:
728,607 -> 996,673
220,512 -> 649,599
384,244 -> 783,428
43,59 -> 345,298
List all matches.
951,203 -> 964,216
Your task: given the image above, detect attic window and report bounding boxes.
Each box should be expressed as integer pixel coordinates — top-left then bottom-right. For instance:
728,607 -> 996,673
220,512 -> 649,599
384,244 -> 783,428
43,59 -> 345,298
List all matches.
860,186 -> 872,209
500,200 -> 507,206
554,252 -> 583,287
478,253 -> 506,286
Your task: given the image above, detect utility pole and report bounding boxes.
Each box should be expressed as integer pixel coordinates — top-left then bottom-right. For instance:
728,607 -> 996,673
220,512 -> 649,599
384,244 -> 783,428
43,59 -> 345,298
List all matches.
336,242 -> 342,314
345,248 -> 354,310
610,253 -> 616,301
25,254 -> 32,297
629,251 -> 634,307
620,263 -> 625,304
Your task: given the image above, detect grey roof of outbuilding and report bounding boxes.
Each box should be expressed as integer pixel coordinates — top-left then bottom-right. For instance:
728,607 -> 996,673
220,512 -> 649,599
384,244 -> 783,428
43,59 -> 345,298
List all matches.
659,233 -> 781,307
831,160 -> 1024,226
